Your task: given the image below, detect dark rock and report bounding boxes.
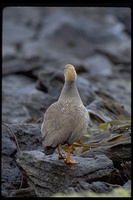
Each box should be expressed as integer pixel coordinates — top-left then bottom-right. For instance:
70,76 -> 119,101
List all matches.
109,143 -> 131,164
3,18 -> 34,45
123,180 -> 131,190
2,123 -> 42,152
80,142 -> 131,185
2,123 -> 42,197
3,7 -> 38,45
107,7 -> 131,34
2,124 -> 17,156
9,187 -> 36,197
2,59 -> 27,75
77,76 -> 96,106
2,74 -> 47,123
96,41 -> 131,65
2,124 -> 22,197
83,54 -> 113,76
16,150 -> 114,197
2,156 -> 22,197
120,161 -> 131,180
2,57 -> 42,76
2,45 -> 17,61
84,181 -> 113,193
87,99 -> 131,126
64,180 -> 117,194
80,142 -> 131,164
40,11 -> 129,60
36,69 -> 64,96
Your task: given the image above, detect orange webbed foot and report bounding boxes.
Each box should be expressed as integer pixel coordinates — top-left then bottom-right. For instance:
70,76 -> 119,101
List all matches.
64,158 -> 79,164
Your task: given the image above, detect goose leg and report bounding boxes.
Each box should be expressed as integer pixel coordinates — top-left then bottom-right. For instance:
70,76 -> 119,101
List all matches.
64,145 -> 79,164
57,146 -> 65,159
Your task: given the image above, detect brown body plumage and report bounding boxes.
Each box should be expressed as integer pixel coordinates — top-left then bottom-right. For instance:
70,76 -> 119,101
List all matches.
41,64 -> 89,164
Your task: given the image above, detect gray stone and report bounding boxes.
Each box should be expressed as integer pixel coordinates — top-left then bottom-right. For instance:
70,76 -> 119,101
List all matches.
2,124 -> 22,197
123,180 -> 131,189
2,74 -> 47,123
83,54 -> 113,76
107,7 -> 131,34
1,123 -> 42,197
80,142 -> 131,166
2,124 -> 17,156
16,150 -> 114,197
2,123 -> 42,152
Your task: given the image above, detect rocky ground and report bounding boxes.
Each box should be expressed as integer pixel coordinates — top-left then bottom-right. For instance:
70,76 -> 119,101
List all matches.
2,7 -> 131,197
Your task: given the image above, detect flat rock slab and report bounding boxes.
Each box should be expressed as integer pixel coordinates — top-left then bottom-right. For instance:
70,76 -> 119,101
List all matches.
17,150 -> 114,197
